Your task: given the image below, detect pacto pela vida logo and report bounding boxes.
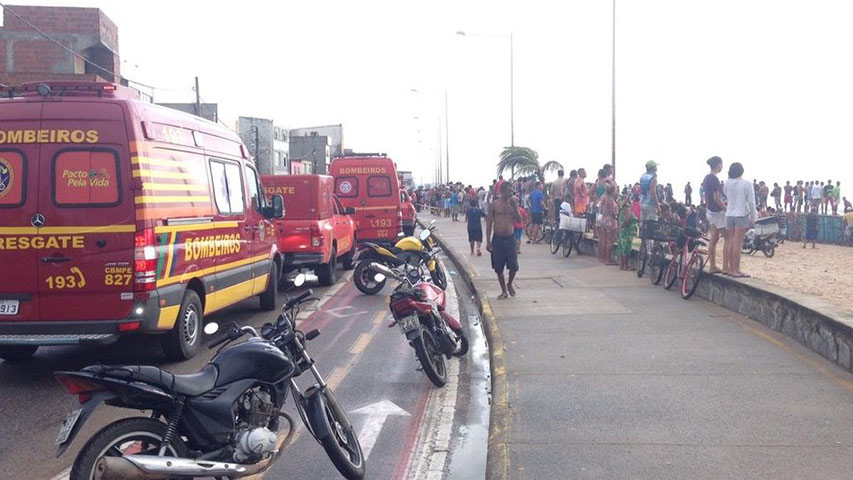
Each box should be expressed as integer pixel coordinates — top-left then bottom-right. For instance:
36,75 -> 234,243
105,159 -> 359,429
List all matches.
0,157 -> 14,199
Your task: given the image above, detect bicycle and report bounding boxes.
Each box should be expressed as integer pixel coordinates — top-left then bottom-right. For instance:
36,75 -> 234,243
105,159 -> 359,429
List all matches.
525,212 -> 555,244
550,211 -> 584,257
662,227 -> 707,299
637,220 -> 680,285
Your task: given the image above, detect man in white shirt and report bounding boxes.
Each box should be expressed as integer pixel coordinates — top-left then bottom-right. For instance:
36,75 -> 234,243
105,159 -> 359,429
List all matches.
810,181 -> 823,210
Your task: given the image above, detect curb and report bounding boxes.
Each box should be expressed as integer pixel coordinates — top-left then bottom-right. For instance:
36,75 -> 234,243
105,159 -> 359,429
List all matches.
418,219 -> 510,480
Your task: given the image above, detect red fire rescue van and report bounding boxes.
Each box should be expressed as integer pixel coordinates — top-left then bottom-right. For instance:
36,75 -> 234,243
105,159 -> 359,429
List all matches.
261,174 -> 357,286
0,82 -> 284,362
330,154 -> 403,242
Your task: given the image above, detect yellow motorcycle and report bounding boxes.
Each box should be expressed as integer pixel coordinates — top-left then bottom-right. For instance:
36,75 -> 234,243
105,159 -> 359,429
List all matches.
353,220 -> 447,295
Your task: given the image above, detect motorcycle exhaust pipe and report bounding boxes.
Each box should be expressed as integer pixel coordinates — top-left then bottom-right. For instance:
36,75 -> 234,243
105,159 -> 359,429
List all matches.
368,262 -> 399,280
95,413 -> 296,480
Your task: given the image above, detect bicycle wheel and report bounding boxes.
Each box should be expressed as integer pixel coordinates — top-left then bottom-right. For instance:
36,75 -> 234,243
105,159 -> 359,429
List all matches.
550,229 -> 562,254
563,231 -> 574,257
648,243 -> 666,285
636,238 -> 647,277
681,253 -> 704,299
663,250 -> 682,290
541,222 -> 554,244
525,221 -> 535,242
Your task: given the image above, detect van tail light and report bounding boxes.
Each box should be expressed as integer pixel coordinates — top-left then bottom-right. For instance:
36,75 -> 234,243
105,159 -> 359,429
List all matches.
310,225 -> 323,248
134,228 -> 157,292
397,210 -> 403,233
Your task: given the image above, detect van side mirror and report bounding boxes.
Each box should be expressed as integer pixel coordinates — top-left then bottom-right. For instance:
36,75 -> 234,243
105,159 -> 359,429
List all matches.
344,206 -> 356,215
266,195 -> 285,219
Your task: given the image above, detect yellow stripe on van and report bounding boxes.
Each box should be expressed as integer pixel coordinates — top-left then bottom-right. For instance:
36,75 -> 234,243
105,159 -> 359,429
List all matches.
135,196 -> 211,204
132,169 -> 195,180
143,183 -> 207,192
357,205 -> 398,211
0,225 -> 136,235
156,254 -> 269,288
132,156 -> 183,167
156,305 -> 181,330
163,231 -> 177,283
154,221 -> 239,234
204,275 -> 269,315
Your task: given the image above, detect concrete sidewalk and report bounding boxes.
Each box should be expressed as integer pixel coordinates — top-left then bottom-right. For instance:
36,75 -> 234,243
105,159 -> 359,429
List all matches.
422,212 -> 853,479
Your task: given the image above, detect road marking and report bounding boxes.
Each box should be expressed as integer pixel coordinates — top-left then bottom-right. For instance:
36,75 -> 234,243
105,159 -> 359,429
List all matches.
50,467 -> 70,480
352,400 -> 411,459
350,333 -> 372,354
325,305 -> 368,318
326,366 -> 348,391
403,259 -> 463,479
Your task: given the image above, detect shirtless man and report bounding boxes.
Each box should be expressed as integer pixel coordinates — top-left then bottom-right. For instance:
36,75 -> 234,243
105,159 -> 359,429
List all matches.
486,181 -> 523,299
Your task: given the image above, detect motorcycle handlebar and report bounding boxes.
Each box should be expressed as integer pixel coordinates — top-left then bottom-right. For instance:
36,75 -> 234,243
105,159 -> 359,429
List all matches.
285,289 -> 314,310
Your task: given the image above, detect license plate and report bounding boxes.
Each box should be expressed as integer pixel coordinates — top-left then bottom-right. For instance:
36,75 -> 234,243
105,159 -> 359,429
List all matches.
398,315 -> 419,333
0,300 -> 19,316
56,408 -> 82,445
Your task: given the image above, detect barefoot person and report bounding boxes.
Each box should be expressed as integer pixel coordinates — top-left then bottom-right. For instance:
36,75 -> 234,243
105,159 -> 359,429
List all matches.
486,182 -> 523,299
466,198 -> 484,256
702,156 -> 727,274
723,162 -> 757,278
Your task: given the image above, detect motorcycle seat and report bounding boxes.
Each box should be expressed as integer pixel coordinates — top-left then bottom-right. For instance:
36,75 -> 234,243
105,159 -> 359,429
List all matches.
89,364 -> 219,397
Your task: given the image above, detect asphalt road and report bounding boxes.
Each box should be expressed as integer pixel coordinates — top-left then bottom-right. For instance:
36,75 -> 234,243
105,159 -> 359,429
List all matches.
0,265 -> 488,480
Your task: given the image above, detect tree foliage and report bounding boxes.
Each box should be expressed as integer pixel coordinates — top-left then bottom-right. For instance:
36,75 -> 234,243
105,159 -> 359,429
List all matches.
496,146 -> 563,182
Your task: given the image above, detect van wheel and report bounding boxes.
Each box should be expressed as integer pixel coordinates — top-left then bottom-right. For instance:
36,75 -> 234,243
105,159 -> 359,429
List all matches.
341,241 -> 356,270
161,291 -> 203,362
259,263 -> 279,311
317,247 -> 337,286
0,345 -> 38,362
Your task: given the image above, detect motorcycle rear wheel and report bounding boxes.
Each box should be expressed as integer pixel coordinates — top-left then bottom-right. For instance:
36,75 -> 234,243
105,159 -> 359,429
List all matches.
71,417 -> 186,480
354,261 -> 385,295
413,327 -> 447,387
762,244 -> 776,258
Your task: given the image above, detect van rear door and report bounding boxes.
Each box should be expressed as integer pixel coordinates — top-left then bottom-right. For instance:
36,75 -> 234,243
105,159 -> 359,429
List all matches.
36,102 -> 136,322
0,102 -> 43,322
361,174 -> 399,240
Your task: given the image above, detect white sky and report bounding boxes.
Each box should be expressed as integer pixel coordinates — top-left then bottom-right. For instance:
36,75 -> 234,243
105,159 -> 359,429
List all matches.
7,0 -> 853,197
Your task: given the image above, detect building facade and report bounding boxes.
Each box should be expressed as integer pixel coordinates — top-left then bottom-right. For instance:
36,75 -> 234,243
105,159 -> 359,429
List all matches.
289,124 -> 343,162
0,5 -> 120,85
237,117 -> 291,175
289,135 -> 330,175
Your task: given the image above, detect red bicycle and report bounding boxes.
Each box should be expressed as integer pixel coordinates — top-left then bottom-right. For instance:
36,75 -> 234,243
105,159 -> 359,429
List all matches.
662,228 -> 707,299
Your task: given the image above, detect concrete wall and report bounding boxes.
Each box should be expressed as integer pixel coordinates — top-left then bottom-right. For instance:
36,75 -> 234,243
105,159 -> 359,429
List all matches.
0,5 -> 120,84
290,124 -> 342,160
289,135 -> 330,175
237,117 -> 290,175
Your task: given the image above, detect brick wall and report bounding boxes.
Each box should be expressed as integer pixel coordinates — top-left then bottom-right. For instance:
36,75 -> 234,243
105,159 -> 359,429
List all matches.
0,5 -> 120,83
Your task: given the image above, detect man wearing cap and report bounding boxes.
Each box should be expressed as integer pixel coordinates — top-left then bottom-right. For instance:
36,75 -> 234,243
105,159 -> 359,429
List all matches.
639,161 -> 660,223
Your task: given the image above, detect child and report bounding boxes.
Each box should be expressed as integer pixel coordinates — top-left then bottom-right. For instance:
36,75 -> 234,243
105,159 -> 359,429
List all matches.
467,198 -> 484,255
803,207 -> 818,249
598,185 -> 619,265
616,197 -> 639,271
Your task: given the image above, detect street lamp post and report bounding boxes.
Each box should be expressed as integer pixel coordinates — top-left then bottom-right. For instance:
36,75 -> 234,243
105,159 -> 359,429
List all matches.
411,88 -> 450,183
611,0 -> 617,181
457,30 -> 515,147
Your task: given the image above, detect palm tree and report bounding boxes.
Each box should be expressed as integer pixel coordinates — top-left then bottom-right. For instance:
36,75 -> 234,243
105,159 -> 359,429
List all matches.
496,146 -> 563,181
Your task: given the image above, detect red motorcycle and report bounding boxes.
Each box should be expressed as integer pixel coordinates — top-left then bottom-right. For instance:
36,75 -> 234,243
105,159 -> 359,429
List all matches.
368,262 -> 468,387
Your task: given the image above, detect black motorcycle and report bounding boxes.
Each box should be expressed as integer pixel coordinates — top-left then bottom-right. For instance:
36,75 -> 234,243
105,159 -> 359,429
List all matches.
54,274 -> 364,480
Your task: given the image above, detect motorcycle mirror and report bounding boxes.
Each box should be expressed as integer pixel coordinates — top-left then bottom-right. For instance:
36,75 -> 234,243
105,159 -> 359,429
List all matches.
397,231 -> 405,238
293,273 -> 306,287
374,273 -> 386,283
430,219 -> 436,226
204,322 -> 219,335
419,229 -> 431,241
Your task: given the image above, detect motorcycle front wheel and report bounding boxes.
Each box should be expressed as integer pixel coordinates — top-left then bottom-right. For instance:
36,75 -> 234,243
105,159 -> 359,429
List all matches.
430,260 -> 448,290
70,417 -> 186,480
354,261 -> 386,295
762,243 -> 776,258
314,388 -> 366,480
413,327 -> 447,387
452,327 -> 469,357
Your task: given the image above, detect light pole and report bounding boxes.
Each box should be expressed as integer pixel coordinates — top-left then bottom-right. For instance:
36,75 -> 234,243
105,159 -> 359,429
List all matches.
411,88 -> 450,183
457,30 -> 514,147
611,0 -> 617,181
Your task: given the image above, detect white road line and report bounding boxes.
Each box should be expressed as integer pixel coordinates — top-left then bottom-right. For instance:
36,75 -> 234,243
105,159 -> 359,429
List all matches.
50,467 -> 70,480
352,400 -> 411,459
405,259 -> 463,479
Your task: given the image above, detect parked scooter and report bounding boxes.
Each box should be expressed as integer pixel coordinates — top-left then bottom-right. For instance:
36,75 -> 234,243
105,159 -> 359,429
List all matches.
742,229 -> 779,258
353,220 -> 446,295
54,274 -> 365,480
369,262 -> 467,387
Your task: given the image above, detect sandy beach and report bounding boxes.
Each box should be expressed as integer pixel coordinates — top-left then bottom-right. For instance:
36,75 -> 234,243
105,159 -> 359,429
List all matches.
710,240 -> 853,314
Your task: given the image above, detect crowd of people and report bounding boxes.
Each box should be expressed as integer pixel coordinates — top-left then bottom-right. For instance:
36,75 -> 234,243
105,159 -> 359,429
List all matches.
410,159 -> 853,299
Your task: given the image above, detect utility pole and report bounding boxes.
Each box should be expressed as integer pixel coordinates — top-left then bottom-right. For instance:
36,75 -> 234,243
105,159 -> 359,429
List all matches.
194,76 -> 201,118
510,33 -> 515,147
